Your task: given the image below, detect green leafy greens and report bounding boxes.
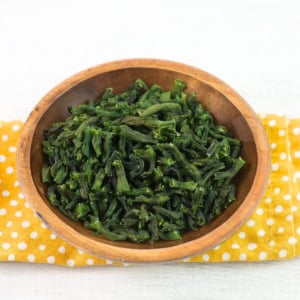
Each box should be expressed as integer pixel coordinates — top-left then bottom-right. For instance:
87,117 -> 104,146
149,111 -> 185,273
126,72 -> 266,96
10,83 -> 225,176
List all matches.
41,79 -> 245,243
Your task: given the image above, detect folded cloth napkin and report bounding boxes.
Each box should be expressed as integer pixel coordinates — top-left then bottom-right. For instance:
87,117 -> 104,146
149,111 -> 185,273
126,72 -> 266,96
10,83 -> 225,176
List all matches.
0,114 -> 300,266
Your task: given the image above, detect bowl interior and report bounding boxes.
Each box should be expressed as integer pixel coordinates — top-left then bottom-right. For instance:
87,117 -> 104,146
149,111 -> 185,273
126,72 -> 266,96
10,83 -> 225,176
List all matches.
29,66 -> 257,250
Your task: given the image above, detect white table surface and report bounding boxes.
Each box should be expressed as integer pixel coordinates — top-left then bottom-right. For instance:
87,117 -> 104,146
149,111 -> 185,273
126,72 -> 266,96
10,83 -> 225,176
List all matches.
1,0 -> 300,299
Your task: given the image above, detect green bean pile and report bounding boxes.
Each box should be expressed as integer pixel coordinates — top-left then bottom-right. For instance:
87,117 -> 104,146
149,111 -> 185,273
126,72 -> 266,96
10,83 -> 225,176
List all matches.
41,79 -> 245,243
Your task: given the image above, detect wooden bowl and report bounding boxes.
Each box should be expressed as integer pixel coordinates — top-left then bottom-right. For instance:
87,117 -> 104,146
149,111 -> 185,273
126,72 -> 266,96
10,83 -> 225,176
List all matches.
17,59 -> 270,263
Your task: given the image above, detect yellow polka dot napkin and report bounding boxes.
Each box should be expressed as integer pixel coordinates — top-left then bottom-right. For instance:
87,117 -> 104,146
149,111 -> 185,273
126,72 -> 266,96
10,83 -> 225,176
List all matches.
0,115 -> 300,266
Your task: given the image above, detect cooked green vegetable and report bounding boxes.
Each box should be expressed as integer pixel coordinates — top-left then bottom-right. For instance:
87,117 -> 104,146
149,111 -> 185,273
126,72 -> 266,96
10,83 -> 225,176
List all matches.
41,78 -> 245,243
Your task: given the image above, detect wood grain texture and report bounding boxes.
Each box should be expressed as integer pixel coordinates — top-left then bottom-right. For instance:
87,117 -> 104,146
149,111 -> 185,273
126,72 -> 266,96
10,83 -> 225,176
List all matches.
16,59 -> 270,263
2,0 -> 300,298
